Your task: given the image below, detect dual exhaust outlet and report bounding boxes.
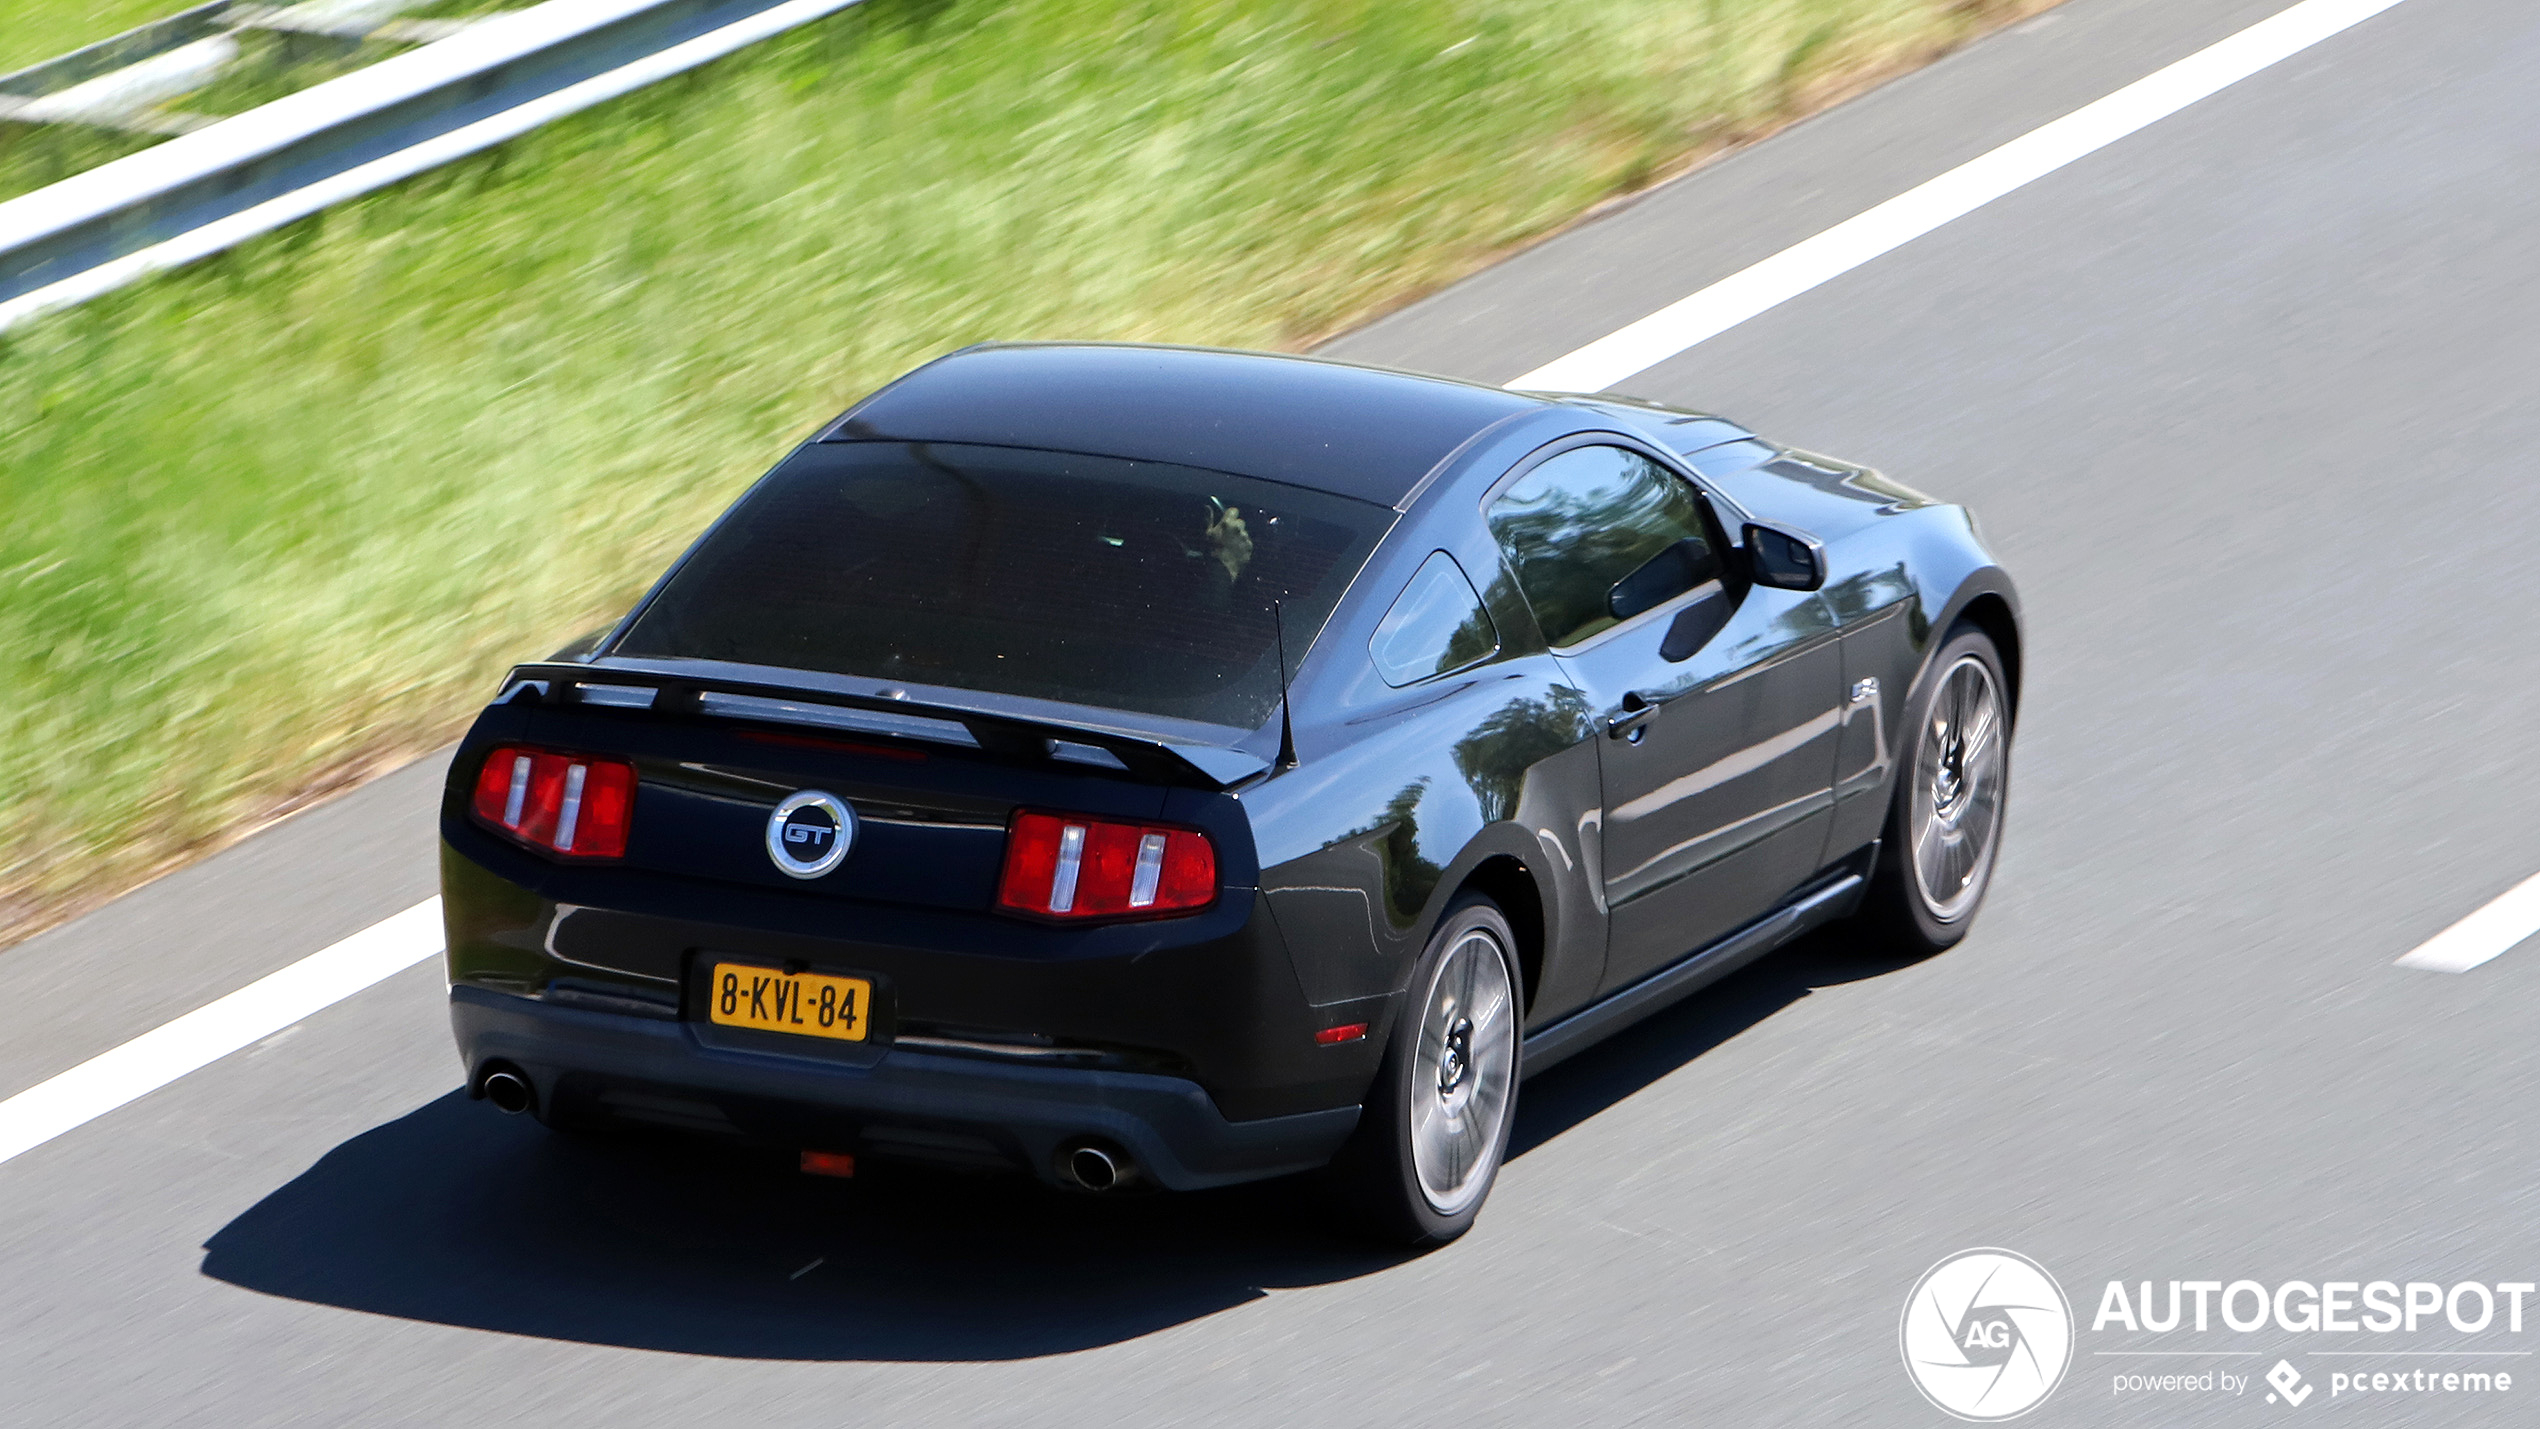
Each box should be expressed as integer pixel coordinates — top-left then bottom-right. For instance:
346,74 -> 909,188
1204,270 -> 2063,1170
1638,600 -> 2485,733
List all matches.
478,1063 -> 1138,1194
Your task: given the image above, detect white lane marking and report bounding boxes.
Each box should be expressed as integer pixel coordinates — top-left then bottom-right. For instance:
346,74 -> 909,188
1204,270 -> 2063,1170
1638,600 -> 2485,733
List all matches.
2394,873 -> 2540,974
0,898 -> 442,1169
1506,0 -> 2415,393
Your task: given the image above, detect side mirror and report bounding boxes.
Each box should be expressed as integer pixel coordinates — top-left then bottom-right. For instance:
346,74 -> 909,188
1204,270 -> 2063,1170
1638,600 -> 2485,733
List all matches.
1742,522 -> 1826,592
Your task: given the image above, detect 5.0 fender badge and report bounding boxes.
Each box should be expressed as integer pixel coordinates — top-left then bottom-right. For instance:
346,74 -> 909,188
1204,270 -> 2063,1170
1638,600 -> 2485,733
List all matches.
766,790 -> 856,879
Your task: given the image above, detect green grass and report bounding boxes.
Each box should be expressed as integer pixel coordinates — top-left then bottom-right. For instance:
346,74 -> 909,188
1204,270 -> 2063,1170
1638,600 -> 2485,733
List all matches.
1,0 -> 186,73
0,0 -> 2050,942
0,120 -> 163,203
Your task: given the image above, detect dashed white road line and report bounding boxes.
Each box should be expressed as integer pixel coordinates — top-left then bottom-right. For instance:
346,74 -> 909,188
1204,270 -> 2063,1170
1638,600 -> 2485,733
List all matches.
2394,873 -> 2540,974
1508,0 -> 2416,394
0,0 -> 2442,1175
0,899 -> 442,1169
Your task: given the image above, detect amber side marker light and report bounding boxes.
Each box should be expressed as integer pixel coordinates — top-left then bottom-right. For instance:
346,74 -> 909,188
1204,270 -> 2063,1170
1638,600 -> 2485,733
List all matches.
800,1150 -> 857,1179
1315,1023 -> 1369,1045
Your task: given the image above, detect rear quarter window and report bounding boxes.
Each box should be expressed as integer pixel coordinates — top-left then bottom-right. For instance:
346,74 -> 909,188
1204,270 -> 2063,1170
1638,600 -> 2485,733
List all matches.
1367,551 -> 1497,687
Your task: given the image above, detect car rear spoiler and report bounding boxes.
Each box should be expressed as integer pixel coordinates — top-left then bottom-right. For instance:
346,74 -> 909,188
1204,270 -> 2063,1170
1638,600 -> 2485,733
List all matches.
490,660 -> 1276,790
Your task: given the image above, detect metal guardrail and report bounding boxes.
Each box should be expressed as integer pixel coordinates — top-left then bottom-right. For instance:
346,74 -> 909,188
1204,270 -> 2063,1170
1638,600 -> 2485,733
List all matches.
0,0 -> 861,330
0,2 -> 240,102
1,4 -> 536,140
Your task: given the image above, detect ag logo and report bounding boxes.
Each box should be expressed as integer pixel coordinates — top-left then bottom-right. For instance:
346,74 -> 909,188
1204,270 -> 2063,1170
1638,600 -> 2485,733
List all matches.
765,790 -> 856,879
1901,1249 -> 2073,1421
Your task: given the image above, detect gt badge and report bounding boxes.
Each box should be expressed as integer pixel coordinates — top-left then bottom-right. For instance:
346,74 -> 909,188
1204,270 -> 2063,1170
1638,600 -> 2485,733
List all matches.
766,790 -> 856,879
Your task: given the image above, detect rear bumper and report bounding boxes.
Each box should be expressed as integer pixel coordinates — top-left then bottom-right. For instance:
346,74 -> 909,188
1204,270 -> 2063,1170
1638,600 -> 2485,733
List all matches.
452,985 -> 1359,1190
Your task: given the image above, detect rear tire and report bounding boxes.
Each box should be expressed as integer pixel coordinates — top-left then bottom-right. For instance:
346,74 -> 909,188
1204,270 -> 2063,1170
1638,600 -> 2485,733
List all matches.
1858,623 -> 2012,955
1322,894 -> 1521,1247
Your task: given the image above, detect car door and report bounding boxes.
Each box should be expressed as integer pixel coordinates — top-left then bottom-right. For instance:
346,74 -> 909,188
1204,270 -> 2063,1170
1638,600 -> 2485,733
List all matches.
1483,439 -> 1845,992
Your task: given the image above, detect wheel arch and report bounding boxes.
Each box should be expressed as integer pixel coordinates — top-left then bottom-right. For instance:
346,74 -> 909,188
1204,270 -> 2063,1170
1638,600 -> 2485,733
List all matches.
1924,562 -> 2023,719
1953,591 -> 2022,717
1450,854 -> 1545,1015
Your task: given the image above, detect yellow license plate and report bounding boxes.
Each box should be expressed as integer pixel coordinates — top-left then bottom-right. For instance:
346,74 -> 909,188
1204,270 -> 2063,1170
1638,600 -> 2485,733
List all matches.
707,962 -> 873,1042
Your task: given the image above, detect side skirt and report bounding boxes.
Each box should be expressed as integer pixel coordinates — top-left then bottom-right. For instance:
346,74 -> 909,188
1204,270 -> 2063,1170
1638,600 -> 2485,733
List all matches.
1518,852 -> 1872,1079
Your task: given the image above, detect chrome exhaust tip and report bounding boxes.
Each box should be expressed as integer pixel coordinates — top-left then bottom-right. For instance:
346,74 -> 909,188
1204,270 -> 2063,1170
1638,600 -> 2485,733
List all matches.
480,1068 -> 535,1116
1069,1146 -> 1119,1191
1061,1142 -> 1138,1192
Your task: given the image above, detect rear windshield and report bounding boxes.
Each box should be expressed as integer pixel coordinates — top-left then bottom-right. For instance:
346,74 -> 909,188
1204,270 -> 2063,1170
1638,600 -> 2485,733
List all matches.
615,442 -> 1393,728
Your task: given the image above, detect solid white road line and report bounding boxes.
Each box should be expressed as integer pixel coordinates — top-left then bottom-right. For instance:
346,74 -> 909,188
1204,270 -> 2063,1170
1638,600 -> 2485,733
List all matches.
1506,0 -> 2416,394
2394,874 -> 2540,974
0,898 -> 442,1169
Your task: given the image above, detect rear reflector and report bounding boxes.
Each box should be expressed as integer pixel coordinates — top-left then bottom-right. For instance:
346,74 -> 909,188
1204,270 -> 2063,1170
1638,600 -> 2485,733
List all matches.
470,746 -> 636,858
996,810 -> 1216,921
1315,1023 -> 1369,1045
800,1150 -> 857,1179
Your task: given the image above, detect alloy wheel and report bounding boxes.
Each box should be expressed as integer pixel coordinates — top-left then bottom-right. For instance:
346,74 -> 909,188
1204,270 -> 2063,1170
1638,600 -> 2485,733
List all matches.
1408,926 -> 1516,1216
1908,654 -> 2007,923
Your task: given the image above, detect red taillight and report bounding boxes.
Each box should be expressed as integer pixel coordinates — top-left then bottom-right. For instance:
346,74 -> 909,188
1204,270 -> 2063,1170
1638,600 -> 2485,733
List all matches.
996,810 -> 1216,921
470,746 -> 636,859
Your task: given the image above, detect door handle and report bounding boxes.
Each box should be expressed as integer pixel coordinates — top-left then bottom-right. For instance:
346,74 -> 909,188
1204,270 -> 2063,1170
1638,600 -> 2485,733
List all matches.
1606,692 -> 1662,742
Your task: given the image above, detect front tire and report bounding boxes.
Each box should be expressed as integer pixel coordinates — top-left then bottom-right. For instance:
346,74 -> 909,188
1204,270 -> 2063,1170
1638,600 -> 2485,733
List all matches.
1323,894 -> 1521,1247
1859,623 -> 2012,955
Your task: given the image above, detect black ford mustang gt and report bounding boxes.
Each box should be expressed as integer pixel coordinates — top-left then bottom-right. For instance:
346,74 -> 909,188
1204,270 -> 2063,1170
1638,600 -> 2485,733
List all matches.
441,343 -> 2020,1244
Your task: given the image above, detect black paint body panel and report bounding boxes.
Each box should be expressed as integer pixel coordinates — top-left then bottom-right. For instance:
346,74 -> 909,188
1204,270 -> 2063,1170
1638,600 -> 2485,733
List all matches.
821,343 -> 1541,506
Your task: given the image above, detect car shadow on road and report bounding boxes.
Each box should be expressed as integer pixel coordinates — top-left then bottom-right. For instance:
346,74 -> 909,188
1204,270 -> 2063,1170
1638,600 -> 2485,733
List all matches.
199,924 -> 1924,1360
200,1097 -> 1401,1360
1507,923 -> 1930,1158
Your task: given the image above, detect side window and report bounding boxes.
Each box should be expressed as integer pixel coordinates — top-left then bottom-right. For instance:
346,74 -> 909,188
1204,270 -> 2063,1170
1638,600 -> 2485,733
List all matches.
1485,444 -> 1722,649
1368,551 -> 1499,687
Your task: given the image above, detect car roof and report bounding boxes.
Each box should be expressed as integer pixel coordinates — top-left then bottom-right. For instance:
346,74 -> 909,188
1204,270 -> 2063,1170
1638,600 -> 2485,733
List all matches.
818,343 -> 1549,506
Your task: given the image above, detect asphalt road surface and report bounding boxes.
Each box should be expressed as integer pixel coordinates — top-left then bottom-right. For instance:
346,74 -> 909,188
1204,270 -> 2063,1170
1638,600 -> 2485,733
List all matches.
8,0 -> 2538,1422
